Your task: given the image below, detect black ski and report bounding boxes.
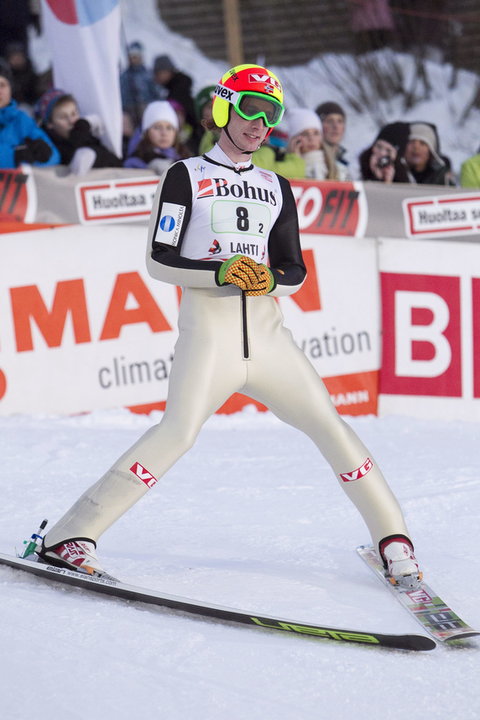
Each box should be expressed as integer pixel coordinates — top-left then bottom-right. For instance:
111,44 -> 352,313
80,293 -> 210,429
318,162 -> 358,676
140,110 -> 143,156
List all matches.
0,551 -> 435,651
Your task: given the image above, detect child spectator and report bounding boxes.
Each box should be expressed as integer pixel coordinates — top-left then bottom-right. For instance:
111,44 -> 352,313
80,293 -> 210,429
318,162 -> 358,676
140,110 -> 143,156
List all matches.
285,108 -> 331,180
359,122 -> 410,183
315,101 -> 351,180
404,122 -> 456,186
124,100 -> 190,175
36,88 -> 123,174
0,60 -> 60,169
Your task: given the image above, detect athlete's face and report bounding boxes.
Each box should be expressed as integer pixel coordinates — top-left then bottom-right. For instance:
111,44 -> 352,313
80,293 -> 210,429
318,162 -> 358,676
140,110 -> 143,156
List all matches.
221,109 -> 270,160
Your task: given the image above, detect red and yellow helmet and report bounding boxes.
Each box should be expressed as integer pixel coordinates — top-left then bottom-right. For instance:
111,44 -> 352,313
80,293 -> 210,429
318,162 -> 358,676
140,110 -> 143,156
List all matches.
212,64 -> 284,133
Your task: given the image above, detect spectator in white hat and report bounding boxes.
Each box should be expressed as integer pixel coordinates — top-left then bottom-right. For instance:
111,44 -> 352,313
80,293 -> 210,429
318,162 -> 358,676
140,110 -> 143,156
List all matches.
124,100 -> 191,175
285,107 -> 331,180
404,122 -> 456,186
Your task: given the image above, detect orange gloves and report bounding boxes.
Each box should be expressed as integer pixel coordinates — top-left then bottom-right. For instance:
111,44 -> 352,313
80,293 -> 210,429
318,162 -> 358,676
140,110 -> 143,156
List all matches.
217,255 -> 274,296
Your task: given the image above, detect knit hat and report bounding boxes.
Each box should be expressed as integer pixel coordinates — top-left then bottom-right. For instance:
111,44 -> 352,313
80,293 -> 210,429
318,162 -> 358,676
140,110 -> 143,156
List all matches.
0,59 -> 12,84
286,108 -> 322,139
153,55 -> 175,73
142,101 -> 179,132
195,85 -> 215,120
408,122 -> 443,165
128,41 -> 143,56
375,122 -> 410,156
34,88 -> 70,124
316,101 -> 346,119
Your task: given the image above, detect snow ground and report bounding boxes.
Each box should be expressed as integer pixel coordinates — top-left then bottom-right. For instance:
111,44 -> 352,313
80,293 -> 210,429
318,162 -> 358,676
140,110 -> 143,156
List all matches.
0,408 -> 479,720
8,2 -> 479,717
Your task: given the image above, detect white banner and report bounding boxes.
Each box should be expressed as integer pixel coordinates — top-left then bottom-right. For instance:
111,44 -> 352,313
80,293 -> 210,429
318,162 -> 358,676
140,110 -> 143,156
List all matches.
42,0 -> 122,156
0,226 -> 380,416
0,224 -> 179,414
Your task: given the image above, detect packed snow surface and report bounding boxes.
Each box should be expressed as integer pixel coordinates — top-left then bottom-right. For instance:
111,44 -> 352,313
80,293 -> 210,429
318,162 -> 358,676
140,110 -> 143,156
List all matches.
1,408 -> 479,719
9,2 -> 480,717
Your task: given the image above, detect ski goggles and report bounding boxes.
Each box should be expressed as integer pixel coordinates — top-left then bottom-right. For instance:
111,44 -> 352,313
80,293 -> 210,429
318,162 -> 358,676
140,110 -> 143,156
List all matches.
215,84 -> 285,127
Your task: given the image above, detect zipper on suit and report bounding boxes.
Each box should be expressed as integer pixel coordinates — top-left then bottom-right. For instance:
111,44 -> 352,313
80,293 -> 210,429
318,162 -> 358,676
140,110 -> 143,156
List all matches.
241,291 -> 250,359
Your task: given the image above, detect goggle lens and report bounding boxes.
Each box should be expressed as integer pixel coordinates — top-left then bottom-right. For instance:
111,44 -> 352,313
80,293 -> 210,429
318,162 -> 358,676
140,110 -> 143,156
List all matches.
236,92 -> 284,127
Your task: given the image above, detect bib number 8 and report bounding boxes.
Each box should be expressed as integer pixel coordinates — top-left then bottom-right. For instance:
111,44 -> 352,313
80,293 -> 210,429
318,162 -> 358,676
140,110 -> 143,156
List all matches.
212,199 -> 271,238
236,206 -> 249,231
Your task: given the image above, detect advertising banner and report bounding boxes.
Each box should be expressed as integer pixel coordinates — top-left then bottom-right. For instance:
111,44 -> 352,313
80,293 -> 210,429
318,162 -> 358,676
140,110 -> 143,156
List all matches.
281,233 -> 380,415
0,225 -> 380,417
3,167 -> 480,243
0,167 -> 37,223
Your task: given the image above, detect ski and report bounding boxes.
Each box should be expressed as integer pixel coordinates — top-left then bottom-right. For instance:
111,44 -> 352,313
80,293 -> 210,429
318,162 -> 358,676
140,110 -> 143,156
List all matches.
0,551 -> 435,652
357,545 -> 479,643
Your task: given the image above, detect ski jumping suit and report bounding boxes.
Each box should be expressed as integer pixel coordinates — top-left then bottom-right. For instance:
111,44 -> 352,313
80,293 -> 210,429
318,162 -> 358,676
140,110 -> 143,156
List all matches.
44,144 -> 411,554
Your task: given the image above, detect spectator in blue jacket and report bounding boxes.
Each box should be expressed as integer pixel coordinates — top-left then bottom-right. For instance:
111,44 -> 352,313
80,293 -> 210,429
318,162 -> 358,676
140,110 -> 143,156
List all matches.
0,60 -> 60,169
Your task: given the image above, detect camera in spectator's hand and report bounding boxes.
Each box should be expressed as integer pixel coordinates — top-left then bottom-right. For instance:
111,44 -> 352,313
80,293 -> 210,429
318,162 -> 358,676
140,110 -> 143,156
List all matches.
377,155 -> 394,169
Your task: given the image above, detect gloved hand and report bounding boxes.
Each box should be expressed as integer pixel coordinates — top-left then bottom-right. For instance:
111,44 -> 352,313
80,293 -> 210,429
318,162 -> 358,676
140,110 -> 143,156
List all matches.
27,137 -> 53,162
217,254 -> 260,291
69,118 -> 94,146
245,263 -> 274,296
15,138 -> 53,165
14,144 -> 34,165
217,255 -> 274,295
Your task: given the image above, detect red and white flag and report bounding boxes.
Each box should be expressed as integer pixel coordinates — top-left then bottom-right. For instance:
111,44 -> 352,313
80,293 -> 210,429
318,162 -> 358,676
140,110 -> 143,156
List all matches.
41,0 -> 122,156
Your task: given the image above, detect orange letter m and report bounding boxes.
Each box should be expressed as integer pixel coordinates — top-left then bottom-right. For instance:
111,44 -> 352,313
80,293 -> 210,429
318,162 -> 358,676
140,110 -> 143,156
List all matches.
10,279 -> 91,352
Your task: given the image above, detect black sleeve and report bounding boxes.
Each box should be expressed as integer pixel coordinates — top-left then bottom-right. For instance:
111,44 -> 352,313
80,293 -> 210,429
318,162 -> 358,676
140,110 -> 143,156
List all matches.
267,175 -> 307,296
146,162 -> 223,287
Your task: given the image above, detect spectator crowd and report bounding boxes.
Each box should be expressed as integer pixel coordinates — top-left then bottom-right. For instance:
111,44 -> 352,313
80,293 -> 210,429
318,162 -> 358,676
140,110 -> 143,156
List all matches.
1,37 -> 480,188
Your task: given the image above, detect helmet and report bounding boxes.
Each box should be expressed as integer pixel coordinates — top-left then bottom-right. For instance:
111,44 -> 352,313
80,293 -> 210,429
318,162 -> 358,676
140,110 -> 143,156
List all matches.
212,64 -> 284,134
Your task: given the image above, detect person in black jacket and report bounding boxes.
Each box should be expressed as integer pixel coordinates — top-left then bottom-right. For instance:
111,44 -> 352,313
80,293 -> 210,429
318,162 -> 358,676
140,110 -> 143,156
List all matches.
404,122 -> 456,186
359,122 -> 410,183
36,88 -> 122,174
152,55 -> 202,152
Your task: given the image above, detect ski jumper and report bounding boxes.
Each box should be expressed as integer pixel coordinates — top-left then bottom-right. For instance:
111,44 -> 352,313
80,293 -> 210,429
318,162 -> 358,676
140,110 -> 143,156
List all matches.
44,144 -> 411,554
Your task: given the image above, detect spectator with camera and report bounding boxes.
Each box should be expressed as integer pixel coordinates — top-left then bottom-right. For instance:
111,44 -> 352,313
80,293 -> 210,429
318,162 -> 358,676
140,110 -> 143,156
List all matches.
0,60 -> 59,169
358,121 -> 410,183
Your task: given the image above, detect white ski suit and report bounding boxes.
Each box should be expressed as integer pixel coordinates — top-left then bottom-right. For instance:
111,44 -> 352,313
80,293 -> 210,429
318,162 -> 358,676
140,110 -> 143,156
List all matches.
44,144 -> 411,555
